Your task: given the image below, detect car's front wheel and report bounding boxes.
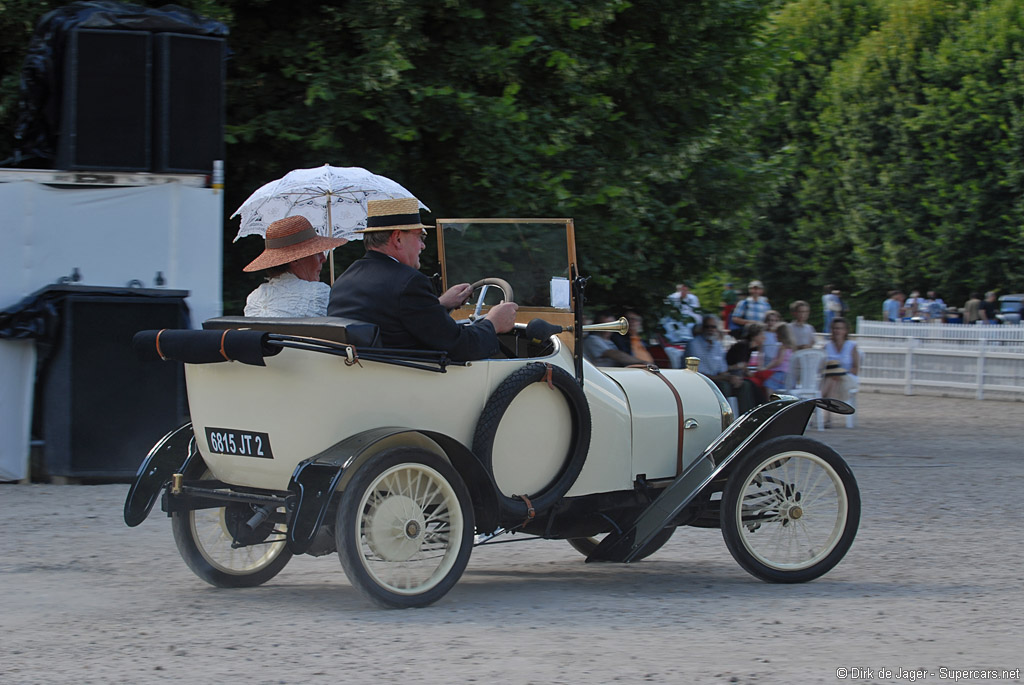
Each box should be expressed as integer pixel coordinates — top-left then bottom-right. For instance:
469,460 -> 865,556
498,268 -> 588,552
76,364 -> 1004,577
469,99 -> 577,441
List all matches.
336,448 -> 474,608
721,436 -> 859,583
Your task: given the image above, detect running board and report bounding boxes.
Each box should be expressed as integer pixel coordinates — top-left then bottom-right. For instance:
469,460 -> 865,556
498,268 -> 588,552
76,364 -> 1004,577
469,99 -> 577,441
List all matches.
586,397 -> 832,563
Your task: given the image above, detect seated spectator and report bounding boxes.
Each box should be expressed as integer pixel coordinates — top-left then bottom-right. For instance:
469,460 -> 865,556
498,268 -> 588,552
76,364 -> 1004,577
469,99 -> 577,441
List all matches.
685,315 -> 759,414
726,322 -> 764,368
820,317 -> 860,427
725,322 -> 769,407
243,216 -> 348,317
761,309 -> 783,365
788,300 -> 817,349
757,323 -> 794,392
904,290 -> 923,319
926,291 -> 946,322
611,310 -> 655,364
584,312 -> 649,367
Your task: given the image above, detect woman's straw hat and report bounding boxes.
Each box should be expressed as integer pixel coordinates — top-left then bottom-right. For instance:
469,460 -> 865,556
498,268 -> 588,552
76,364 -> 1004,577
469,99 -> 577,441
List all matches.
356,197 -> 428,232
824,360 -> 848,377
243,216 -> 348,272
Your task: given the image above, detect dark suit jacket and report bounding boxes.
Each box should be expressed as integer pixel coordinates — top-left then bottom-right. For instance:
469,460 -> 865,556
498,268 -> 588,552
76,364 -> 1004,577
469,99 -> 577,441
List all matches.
327,250 -> 499,361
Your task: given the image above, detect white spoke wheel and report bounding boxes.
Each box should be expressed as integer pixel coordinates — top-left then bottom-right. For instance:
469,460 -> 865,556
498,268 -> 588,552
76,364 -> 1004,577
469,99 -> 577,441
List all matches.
721,436 -> 859,583
336,448 -> 474,609
171,472 -> 292,588
567,527 -> 675,561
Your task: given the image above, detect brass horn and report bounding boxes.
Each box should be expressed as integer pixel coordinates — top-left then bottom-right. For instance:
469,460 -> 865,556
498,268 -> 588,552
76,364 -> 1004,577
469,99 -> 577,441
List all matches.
580,316 -> 629,336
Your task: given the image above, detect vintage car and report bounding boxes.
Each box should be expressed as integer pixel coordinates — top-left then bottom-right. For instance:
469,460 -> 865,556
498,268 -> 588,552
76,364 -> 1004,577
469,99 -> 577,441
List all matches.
124,218 -> 859,608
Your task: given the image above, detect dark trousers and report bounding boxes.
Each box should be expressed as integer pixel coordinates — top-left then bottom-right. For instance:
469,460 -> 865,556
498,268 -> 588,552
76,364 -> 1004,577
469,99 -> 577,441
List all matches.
712,377 -> 761,415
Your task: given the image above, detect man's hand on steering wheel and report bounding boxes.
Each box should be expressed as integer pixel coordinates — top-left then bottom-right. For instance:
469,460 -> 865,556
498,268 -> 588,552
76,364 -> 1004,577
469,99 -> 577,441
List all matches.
439,283 -> 474,310
485,302 -> 518,333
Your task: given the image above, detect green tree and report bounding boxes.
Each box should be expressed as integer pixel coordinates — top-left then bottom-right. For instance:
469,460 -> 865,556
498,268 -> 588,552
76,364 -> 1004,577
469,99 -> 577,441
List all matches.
220,0 -> 780,314
744,0 -> 1024,322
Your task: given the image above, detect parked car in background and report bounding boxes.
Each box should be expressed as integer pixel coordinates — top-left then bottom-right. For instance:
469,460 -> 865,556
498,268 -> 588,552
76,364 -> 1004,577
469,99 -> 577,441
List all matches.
997,294 -> 1023,324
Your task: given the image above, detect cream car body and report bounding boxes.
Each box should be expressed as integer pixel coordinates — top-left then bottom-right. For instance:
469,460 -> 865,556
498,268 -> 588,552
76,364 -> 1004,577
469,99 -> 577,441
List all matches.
186,336 -> 722,498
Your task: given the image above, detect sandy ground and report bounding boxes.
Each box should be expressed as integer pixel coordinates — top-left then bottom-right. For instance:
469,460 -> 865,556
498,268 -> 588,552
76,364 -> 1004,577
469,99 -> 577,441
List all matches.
1,390 -> 1023,685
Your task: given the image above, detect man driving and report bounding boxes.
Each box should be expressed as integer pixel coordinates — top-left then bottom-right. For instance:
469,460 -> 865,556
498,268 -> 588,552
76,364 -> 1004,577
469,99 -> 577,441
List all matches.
328,197 -> 518,361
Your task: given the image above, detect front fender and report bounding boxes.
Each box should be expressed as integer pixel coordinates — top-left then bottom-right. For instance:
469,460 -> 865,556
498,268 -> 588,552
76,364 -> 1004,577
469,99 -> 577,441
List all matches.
586,396 -> 851,562
124,423 -> 205,527
711,395 -> 852,471
286,427 -> 499,555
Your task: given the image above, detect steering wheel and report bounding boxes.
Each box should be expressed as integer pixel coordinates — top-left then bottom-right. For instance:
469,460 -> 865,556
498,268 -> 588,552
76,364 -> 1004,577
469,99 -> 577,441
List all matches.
466,278 -> 514,321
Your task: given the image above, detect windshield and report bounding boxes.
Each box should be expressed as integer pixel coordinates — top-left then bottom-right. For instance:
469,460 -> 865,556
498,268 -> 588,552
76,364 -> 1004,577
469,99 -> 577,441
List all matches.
437,219 -> 577,311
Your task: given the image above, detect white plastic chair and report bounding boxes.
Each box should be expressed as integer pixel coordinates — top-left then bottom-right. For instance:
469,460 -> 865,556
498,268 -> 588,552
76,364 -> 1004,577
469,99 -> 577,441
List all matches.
785,348 -> 826,431
843,348 -> 865,428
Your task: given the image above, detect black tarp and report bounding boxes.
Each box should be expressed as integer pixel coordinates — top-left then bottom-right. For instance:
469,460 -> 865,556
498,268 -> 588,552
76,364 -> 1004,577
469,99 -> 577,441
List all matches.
11,1 -> 229,166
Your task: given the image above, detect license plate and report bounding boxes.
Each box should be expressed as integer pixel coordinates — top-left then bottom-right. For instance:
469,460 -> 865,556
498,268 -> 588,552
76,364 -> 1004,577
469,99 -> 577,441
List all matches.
204,427 -> 274,459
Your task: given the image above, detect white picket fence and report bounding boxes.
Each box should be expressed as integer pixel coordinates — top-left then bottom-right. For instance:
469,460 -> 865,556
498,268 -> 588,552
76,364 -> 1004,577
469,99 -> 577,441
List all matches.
853,318 -> 1024,399
855,316 -> 1024,348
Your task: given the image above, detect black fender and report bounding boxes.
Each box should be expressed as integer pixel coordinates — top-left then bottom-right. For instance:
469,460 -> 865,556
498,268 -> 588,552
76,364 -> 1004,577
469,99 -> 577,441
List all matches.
587,396 -> 852,563
286,427 -> 499,555
124,423 -> 205,527
712,395 -> 853,474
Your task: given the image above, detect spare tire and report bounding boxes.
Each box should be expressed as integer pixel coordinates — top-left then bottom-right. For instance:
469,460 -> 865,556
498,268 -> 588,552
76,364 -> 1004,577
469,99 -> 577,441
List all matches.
472,363 -> 591,522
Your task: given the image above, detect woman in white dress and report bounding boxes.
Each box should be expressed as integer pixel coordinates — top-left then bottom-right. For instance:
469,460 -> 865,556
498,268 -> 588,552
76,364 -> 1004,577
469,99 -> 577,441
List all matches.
243,216 -> 348,317
820,317 -> 859,426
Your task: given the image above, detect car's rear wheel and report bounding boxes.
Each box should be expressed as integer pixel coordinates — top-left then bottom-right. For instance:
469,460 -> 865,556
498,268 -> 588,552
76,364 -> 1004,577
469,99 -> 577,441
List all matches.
721,436 -> 859,583
336,448 -> 474,608
566,526 -> 676,561
171,471 -> 292,588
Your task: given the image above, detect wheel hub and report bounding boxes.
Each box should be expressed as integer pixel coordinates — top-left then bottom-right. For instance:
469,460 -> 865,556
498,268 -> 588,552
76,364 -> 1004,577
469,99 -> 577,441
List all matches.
364,495 -> 425,562
788,505 -> 803,520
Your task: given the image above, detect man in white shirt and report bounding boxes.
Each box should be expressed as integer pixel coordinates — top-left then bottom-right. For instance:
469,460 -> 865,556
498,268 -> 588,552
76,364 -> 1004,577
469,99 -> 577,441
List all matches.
667,281 -> 701,321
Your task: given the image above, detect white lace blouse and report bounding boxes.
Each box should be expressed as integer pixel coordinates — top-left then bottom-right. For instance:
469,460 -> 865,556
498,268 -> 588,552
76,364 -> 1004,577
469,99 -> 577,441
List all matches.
244,272 -> 330,318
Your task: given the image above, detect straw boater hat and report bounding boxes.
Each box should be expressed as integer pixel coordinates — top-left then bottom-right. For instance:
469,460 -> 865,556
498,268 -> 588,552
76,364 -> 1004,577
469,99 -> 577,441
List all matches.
243,216 -> 348,272
824,360 -> 848,377
356,197 -> 428,233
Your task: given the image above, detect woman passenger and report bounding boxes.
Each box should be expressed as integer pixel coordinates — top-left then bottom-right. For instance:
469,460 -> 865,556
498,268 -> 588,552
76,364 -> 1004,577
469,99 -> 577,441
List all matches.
243,216 -> 348,317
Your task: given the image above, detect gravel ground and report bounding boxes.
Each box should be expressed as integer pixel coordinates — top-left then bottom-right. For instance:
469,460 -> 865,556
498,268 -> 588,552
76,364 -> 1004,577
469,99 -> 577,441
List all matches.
1,390 -> 1022,685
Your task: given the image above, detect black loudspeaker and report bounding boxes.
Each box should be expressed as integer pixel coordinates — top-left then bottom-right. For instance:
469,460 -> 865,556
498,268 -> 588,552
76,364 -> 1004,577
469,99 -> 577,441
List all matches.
154,33 -> 225,174
41,291 -> 189,479
56,28 -> 152,171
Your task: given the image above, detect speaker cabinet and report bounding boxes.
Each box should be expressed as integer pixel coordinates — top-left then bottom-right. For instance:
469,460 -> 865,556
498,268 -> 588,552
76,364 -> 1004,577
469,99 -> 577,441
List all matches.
153,33 -> 225,174
41,291 -> 189,479
56,28 -> 152,171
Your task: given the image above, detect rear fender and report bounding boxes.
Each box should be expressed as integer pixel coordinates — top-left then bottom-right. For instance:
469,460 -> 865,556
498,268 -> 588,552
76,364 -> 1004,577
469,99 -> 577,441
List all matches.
124,423 -> 206,527
287,427 -> 499,555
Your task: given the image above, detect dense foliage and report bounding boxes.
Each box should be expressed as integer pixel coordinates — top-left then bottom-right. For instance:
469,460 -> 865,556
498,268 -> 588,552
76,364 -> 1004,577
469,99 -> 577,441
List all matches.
2,0 -> 1023,326
744,0 -> 1024,320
